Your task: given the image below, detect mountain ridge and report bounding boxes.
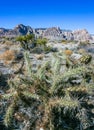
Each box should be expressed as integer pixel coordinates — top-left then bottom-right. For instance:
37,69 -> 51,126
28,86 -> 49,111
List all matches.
0,24 -> 93,41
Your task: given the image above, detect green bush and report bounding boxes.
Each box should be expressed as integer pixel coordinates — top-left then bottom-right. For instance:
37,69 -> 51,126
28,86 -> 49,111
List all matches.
16,35 -> 47,51
16,34 -> 35,50
36,38 -> 47,46
16,34 -> 35,43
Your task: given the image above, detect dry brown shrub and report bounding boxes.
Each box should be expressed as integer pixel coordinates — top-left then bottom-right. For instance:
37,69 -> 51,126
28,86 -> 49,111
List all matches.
0,50 -> 15,62
64,49 -> 73,55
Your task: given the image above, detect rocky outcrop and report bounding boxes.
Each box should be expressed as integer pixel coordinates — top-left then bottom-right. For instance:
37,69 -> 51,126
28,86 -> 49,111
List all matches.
62,31 -> 74,40
0,24 -> 93,42
0,24 -> 33,37
43,28 -> 93,41
72,29 -> 92,41
0,28 -> 9,36
14,24 -> 33,35
43,27 -> 66,40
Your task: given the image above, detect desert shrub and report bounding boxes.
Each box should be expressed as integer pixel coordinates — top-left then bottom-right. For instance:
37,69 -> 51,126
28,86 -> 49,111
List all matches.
62,39 -> 68,44
62,40 -> 75,44
64,49 -> 73,55
25,34 -> 35,42
79,40 -> 90,46
3,40 -> 14,46
0,50 -> 15,61
36,38 -> 47,46
16,35 -> 48,52
16,34 -> 35,50
16,35 -> 26,43
78,49 -> 86,54
0,52 -> 94,130
44,46 -> 53,52
16,34 -> 35,43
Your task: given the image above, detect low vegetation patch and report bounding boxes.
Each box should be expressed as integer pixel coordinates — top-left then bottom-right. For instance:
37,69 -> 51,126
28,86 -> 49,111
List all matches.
0,50 -> 15,62
64,49 -> 73,55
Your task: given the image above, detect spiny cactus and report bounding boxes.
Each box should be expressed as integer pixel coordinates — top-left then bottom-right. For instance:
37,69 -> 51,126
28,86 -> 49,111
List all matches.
79,54 -> 92,64
1,51 -> 94,130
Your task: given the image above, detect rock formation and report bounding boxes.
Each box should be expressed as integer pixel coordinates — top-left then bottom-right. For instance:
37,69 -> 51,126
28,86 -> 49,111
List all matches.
0,24 -> 33,37
72,29 -> 92,41
43,27 -> 66,40
0,24 -> 93,42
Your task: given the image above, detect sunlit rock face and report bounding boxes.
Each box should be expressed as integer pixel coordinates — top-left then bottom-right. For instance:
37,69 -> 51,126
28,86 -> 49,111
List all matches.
72,29 -> 93,41
43,28 -> 93,41
0,24 -> 93,42
0,24 -> 34,37
14,24 -> 33,35
43,27 -> 66,40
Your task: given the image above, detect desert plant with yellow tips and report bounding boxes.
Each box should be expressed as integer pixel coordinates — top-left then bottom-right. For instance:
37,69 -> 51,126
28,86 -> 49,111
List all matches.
64,49 -> 73,55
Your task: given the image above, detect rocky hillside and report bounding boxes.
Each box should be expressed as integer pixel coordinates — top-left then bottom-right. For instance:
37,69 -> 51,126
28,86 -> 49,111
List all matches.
0,24 -> 93,42
44,27 -> 93,41
43,27 -> 66,40
0,24 -> 33,37
72,29 -> 92,41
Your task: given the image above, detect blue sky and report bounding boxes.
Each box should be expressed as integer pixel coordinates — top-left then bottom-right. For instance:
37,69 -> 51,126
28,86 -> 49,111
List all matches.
0,0 -> 94,33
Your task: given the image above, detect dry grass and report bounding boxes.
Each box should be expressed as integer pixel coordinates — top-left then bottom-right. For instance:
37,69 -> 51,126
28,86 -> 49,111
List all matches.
64,49 -> 73,55
3,40 -> 14,46
78,49 -> 86,54
0,50 -> 15,63
35,54 -> 44,60
62,40 -> 68,44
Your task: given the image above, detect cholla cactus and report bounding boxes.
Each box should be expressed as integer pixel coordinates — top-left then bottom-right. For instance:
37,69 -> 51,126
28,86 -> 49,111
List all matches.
79,54 -> 92,64
1,52 -> 94,130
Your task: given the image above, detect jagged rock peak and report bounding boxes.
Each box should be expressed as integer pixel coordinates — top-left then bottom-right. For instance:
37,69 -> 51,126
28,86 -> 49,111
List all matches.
14,24 -> 26,28
43,27 -> 62,36
14,24 -> 33,35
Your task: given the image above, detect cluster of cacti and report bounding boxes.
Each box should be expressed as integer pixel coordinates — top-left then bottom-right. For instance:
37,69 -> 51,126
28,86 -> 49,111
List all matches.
0,51 -> 94,130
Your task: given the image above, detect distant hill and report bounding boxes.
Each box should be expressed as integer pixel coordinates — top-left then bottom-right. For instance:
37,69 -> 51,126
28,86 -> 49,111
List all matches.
0,24 -> 33,37
0,24 -> 93,41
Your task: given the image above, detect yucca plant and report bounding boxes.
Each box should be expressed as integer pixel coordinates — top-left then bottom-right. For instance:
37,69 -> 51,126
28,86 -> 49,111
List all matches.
1,51 -> 94,130
16,34 -> 35,50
